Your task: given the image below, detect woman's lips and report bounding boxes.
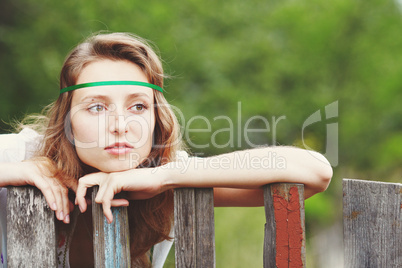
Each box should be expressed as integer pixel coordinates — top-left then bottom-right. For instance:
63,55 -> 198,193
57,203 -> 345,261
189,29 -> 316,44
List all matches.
105,143 -> 134,155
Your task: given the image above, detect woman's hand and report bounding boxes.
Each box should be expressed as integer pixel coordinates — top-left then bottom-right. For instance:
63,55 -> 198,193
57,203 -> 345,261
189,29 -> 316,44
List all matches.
0,160 -> 76,224
75,167 -> 168,223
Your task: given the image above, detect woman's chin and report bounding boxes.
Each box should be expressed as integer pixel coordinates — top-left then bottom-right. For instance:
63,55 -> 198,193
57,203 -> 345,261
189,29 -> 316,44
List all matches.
97,162 -> 139,173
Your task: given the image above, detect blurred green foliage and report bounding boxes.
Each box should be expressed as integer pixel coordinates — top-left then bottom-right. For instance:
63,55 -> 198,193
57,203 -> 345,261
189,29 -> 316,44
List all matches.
1,0 -> 401,266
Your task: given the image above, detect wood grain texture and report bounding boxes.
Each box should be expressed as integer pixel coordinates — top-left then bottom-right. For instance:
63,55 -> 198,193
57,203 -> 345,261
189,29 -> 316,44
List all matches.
174,188 -> 196,268
92,187 -> 131,268
174,188 -> 215,268
263,183 -> 305,268
6,186 -> 56,267
343,179 -> 402,268
263,185 -> 277,268
195,188 -> 215,267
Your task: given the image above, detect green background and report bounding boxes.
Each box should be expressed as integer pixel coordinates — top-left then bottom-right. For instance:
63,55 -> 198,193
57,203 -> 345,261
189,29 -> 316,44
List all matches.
1,0 -> 401,266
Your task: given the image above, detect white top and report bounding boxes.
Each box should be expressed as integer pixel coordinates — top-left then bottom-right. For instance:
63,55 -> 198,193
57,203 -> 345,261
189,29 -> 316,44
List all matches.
0,128 -> 177,267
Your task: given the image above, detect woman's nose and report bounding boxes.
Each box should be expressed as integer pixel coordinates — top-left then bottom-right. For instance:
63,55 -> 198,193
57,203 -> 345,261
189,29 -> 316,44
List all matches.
108,111 -> 128,135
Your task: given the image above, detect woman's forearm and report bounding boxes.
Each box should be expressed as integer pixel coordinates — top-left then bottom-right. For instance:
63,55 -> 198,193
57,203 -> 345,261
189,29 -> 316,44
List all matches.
79,146 -> 332,216
0,162 -> 28,187
161,146 -> 332,198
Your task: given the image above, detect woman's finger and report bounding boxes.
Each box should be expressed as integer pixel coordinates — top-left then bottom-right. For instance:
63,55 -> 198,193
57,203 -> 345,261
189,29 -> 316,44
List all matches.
94,181 -> 109,204
110,199 -> 129,207
49,180 -> 68,222
76,175 -> 101,212
33,176 -> 67,222
75,181 -> 90,213
59,186 -> 70,224
99,187 -> 119,223
101,199 -> 113,224
94,173 -> 116,204
32,177 -> 57,211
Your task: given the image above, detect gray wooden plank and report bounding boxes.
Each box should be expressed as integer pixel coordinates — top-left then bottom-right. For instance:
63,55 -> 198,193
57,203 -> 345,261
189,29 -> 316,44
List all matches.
6,186 -> 57,268
174,188 -> 196,268
343,178 -> 402,268
263,183 -> 305,268
92,187 -> 131,268
263,184 -> 277,268
195,188 -> 215,268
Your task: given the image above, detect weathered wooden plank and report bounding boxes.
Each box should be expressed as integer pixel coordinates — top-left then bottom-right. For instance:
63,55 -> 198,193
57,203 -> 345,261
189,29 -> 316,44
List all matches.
343,179 -> 402,268
6,186 -> 57,267
263,183 -> 305,268
263,185 -> 277,268
195,188 -> 215,267
174,188 -> 196,268
92,187 -> 131,268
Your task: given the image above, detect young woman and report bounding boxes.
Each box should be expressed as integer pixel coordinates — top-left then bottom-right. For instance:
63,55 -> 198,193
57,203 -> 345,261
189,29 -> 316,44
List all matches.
0,32 -> 332,267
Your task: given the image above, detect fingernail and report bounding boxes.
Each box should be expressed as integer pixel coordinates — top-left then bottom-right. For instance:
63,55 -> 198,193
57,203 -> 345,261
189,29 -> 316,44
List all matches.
79,205 -> 83,213
51,203 -> 57,210
65,215 -> 70,224
59,211 -> 64,220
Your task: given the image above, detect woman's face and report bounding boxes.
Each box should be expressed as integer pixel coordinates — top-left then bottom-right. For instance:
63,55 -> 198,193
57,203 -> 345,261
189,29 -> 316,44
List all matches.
70,59 -> 155,172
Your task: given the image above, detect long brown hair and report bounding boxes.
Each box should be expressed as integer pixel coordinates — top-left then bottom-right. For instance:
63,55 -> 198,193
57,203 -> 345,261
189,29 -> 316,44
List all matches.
38,32 -> 183,267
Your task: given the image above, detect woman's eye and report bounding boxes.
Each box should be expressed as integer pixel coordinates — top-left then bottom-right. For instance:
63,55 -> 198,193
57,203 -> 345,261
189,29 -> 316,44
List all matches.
88,104 -> 106,112
131,104 -> 147,112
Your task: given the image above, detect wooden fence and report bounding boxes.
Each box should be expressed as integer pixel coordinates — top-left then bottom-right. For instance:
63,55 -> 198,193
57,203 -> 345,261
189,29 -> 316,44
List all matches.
343,179 -> 401,268
5,179 -> 401,267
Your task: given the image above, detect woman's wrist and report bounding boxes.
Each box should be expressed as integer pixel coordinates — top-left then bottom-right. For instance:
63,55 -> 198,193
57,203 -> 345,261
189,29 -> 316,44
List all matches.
20,161 -> 36,180
155,161 -> 182,192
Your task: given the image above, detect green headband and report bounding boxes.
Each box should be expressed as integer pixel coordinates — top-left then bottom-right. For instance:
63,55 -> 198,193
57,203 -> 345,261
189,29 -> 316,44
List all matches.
60,80 -> 163,94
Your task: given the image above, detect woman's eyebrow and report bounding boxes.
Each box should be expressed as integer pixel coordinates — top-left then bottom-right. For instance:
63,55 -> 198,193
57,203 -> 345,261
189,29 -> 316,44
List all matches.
80,93 -> 152,103
80,95 -> 110,102
126,93 -> 152,101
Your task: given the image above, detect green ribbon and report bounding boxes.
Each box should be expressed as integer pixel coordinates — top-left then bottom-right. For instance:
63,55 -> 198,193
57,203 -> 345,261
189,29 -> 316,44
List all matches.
60,81 -> 163,94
